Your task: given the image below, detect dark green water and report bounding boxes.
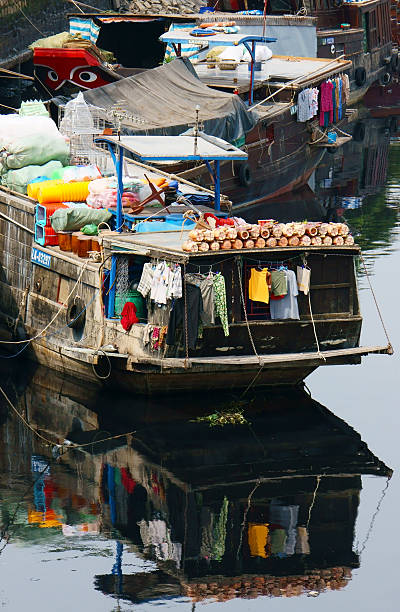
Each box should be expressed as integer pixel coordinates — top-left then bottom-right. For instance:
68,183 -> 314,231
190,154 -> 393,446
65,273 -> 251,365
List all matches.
0,119 -> 399,611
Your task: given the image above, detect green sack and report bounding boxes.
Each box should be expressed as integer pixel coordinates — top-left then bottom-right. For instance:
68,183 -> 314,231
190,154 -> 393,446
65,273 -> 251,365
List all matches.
81,224 -> 99,236
2,161 -> 63,194
50,208 -> 112,232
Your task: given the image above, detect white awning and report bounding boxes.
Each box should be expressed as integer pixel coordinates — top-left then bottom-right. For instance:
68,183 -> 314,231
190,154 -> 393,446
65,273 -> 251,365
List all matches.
95,134 -> 248,162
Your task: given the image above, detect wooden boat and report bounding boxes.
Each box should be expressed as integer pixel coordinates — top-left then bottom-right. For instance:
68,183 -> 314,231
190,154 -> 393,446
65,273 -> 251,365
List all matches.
0,364 -> 391,602
79,47 -> 352,207
0,134 -> 391,393
206,1 -> 398,104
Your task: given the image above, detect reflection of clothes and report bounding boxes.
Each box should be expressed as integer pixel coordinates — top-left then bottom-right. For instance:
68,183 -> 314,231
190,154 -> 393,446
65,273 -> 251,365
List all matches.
213,273 -> 229,336
270,270 -> 287,296
269,502 -> 299,556
121,467 -> 136,494
270,528 -> 287,555
295,526 -> 310,554
166,283 -> 202,349
270,270 -> 299,320
248,268 -> 269,304
120,302 -> 138,331
200,507 -> 213,559
138,519 -> 182,568
211,496 -> 229,561
248,523 -> 269,558
185,273 -> 215,324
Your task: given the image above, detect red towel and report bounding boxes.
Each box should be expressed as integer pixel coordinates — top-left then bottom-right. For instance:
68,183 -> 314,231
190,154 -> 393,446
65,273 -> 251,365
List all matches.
120,302 -> 138,331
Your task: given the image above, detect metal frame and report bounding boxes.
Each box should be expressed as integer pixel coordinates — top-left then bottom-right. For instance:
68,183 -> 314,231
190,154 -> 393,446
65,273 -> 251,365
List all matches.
95,135 -> 247,223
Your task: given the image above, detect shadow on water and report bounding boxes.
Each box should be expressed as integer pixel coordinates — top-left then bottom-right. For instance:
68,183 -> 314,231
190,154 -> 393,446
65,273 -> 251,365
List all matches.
0,362 -> 392,606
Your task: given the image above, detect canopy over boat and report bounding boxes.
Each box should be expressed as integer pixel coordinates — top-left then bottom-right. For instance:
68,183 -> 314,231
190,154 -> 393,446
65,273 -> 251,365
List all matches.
83,58 -> 257,143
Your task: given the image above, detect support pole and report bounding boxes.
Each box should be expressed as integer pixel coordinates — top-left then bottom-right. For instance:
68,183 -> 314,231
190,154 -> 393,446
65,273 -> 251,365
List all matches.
108,254 -> 117,318
214,160 -> 221,211
116,145 -> 124,233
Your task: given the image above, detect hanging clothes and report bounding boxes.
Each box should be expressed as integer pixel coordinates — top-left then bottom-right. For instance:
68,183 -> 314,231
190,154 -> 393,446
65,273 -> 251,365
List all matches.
213,273 -> 229,337
120,302 -> 138,331
185,272 -> 215,324
297,87 -> 319,122
343,73 -> 350,104
337,77 -> 343,120
270,269 -> 299,320
138,261 -> 182,303
320,80 -> 334,127
166,264 -> 182,300
150,261 -> 170,305
166,283 -> 203,350
270,269 -> 287,297
297,265 -> 311,295
137,262 -> 154,298
248,268 -> 269,304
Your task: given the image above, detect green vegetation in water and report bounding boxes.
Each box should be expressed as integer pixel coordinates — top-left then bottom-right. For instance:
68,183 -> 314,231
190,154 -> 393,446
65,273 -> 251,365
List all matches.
192,401 -> 249,427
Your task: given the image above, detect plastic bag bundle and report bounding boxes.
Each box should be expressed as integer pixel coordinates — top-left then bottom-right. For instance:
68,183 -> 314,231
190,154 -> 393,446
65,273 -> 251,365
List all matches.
52,165 -> 101,182
0,115 -> 69,172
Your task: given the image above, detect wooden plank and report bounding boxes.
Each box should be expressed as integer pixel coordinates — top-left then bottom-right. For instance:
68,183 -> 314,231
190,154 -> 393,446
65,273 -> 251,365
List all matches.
132,345 -> 390,369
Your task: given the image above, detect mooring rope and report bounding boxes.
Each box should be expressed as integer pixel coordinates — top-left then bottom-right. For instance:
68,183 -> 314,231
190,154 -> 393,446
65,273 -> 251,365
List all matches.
360,254 -> 393,352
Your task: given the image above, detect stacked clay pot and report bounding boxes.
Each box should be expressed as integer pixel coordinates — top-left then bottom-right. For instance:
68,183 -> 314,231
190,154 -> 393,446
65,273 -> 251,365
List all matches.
182,221 -> 354,252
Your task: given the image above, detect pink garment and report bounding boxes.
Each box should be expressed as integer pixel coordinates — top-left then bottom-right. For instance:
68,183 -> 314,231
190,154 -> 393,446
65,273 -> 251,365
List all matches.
319,80 -> 334,126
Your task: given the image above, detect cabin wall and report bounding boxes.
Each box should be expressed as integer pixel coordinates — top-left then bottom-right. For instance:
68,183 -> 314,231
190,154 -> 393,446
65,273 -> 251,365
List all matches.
0,194 -> 35,327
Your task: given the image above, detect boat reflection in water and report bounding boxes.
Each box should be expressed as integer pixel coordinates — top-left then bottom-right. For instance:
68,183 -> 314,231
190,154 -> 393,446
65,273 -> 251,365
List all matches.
0,364 -> 392,605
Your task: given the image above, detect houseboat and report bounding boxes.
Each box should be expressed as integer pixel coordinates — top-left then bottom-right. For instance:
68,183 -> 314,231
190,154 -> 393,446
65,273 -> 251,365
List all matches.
0,364 -> 392,603
0,128 -> 391,394
206,0 -> 397,103
34,3 -> 396,106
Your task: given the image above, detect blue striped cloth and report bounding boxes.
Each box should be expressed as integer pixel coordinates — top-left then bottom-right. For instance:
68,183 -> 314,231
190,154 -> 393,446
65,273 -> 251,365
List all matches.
164,23 -> 203,61
69,18 -> 100,44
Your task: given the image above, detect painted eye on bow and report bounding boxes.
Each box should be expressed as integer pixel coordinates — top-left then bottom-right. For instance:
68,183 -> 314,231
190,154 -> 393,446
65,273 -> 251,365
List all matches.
48,70 -> 59,82
77,71 -> 98,83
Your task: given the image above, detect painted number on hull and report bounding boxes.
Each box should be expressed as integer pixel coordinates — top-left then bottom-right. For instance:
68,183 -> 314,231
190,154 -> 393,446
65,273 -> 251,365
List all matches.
31,247 -> 51,269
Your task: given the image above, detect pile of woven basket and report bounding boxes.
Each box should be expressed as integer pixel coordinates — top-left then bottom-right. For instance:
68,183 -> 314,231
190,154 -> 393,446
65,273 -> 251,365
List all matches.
181,220 -> 354,252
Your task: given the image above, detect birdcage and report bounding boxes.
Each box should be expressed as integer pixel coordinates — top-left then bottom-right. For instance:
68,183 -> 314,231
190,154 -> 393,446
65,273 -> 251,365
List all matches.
57,97 -> 148,175
57,94 -> 117,174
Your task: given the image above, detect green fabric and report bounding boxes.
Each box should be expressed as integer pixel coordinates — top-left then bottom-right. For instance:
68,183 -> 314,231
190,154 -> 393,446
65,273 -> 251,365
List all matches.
50,208 -> 112,232
211,496 -> 229,561
270,270 -> 287,296
81,224 -> 99,236
213,273 -> 229,337
114,467 -> 122,486
270,528 -> 287,555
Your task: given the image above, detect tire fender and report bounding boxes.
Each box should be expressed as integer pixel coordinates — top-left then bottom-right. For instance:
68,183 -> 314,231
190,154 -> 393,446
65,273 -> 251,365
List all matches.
66,297 -> 86,330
